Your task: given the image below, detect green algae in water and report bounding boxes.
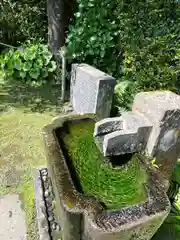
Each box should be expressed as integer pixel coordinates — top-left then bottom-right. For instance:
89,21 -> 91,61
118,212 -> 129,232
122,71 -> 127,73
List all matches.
62,120 -> 147,210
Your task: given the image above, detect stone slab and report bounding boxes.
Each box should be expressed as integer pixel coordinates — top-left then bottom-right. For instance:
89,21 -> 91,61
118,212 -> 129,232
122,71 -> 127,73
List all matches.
94,117 -> 123,137
0,194 -> 27,240
133,91 -> 180,178
132,91 -> 180,155
103,129 -> 142,156
95,111 -> 152,156
70,63 -> 116,118
132,91 -> 180,124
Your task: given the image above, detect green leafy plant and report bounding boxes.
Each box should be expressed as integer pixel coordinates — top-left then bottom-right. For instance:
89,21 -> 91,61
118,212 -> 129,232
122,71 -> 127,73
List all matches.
165,159 -> 180,234
0,44 -> 57,86
66,0 -> 122,76
67,0 -> 180,110
114,80 -> 135,113
0,0 -> 47,46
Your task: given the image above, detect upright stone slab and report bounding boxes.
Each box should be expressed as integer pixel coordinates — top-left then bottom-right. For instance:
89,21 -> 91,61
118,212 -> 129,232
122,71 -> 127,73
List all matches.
70,64 -> 116,118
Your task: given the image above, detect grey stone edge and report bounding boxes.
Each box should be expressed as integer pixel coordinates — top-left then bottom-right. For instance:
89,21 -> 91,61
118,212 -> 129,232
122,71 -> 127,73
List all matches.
34,166 -> 51,240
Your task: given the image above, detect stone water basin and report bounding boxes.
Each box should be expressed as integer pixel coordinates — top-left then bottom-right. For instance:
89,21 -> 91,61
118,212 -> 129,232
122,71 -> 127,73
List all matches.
43,114 -> 170,240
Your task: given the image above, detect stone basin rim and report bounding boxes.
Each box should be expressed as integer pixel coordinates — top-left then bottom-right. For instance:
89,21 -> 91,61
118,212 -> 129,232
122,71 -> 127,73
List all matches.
42,114 -> 171,230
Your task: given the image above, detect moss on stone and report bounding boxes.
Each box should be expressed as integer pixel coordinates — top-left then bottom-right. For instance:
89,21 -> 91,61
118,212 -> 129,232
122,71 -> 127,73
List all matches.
62,120 -> 147,209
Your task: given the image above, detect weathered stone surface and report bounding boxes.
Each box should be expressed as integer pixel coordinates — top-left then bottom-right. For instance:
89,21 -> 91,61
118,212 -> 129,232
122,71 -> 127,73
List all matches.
95,91 -> 180,179
70,64 -> 116,118
34,168 -> 51,240
102,128 -> 147,156
133,91 -> 180,152
43,114 -> 171,240
133,91 -> 180,178
94,117 -> 123,137
83,210 -> 168,240
95,111 -> 152,156
0,194 -> 27,240
37,167 -> 62,239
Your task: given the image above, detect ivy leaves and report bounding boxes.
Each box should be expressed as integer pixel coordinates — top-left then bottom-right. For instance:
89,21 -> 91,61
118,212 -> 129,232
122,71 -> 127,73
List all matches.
0,44 -> 57,86
66,0 -> 121,74
1,0 -> 46,45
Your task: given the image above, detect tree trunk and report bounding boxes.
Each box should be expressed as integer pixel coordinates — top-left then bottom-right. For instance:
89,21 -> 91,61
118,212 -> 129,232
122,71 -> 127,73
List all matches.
47,0 -> 75,55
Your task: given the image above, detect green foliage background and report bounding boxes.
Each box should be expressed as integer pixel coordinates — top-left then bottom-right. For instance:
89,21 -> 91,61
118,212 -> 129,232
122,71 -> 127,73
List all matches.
0,44 -> 56,86
0,0 -> 47,46
67,0 -> 180,110
0,1 -> 56,86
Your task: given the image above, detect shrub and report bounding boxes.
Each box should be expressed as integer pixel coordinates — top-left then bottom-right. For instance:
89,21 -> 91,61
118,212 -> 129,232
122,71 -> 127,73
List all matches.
0,44 -> 57,86
66,0 -> 122,76
67,0 -> 180,110
114,81 -> 135,113
0,0 -> 47,46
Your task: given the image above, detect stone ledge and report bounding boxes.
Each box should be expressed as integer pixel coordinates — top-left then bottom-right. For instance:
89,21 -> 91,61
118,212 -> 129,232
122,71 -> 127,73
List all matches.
34,168 -> 51,240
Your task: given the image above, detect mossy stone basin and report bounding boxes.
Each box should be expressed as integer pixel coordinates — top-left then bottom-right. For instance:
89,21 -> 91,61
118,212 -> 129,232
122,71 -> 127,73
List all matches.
57,118 -> 147,209
43,114 -> 170,240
